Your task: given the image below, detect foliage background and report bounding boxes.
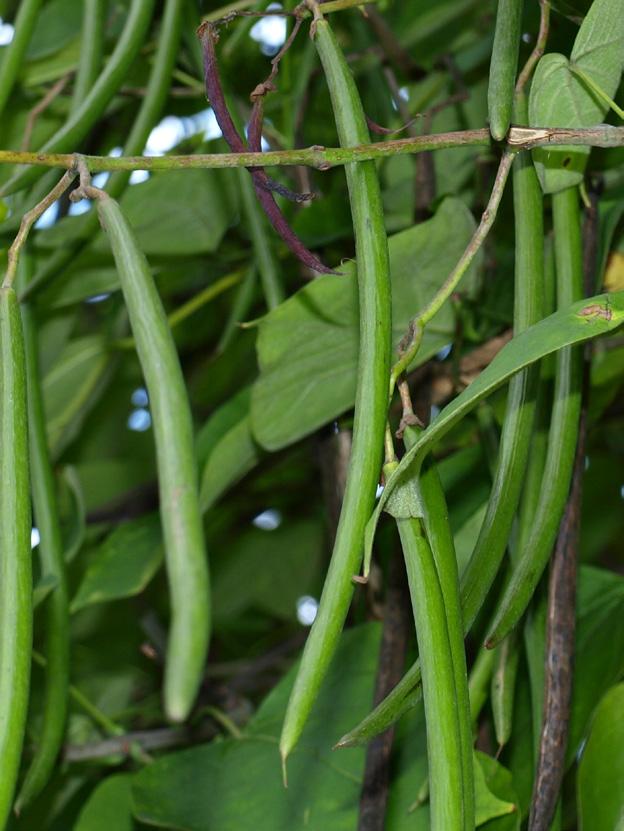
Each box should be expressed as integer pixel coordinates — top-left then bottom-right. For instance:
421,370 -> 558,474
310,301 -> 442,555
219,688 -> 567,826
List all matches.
0,0 -> 623,828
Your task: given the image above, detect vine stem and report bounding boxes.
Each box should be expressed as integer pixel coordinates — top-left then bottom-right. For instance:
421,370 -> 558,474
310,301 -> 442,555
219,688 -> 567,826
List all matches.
390,151 -> 514,395
2,168 -> 77,289
2,126 -> 624,184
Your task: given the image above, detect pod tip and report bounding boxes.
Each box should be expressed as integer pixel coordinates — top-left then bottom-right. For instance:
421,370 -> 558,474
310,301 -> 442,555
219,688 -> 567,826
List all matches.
280,748 -> 289,788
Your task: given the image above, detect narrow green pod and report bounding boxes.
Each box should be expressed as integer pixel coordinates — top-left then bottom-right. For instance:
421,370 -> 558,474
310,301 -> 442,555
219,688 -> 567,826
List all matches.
14,257 -> 69,812
95,195 -> 210,722
491,630 -> 520,748
398,514 -> 463,831
71,0 -> 107,110
1,0 -> 155,197
468,647 -> 497,724
279,18 -> 391,763
405,425 -> 474,831
22,0 -> 184,302
486,187 -> 583,648
0,0 -> 43,119
0,287 -> 32,827
460,91 -> 544,634
488,0 -> 524,140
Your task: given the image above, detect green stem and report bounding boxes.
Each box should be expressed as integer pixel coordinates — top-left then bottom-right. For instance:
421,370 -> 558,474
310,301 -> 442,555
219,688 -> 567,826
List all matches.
0,0 -> 43,119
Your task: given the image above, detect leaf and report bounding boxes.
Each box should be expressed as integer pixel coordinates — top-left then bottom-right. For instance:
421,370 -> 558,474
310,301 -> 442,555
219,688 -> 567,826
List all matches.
26,0 -> 82,60
529,0 -> 624,193
132,625 -> 382,831
33,573 -> 59,609
212,519 -> 324,622
567,566 -> 624,764
42,334 -> 113,457
37,170 -> 234,256
474,751 -> 520,830
577,683 -> 624,831
199,413 -> 260,513
60,465 -> 87,563
74,774 -> 135,831
366,290 -> 624,566
251,197 -> 480,451
196,388 -> 252,466
70,514 -> 163,614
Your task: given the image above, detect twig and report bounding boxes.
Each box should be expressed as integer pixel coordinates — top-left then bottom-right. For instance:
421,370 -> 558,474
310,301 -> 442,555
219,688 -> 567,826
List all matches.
2,167 -> 77,289
528,180 -> 595,831
20,74 -> 71,152
528,408 -> 586,831
516,1 -> 551,95
63,704 -> 251,762
2,126 -> 622,183
390,151 -> 514,393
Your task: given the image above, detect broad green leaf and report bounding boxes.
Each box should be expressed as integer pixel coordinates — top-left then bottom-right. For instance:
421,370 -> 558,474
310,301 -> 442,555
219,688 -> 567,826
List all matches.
577,684 -> 624,831
196,387 -> 253,469
33,573 -> 59,609
529,0 -> 624,193
199,413 -> 260,513
212,519 -> 324,622
251,197 -> 480,451
42,334 -> 114,457
70,514 -> 163,613
366,290 -> 624,556
22,37 -> 81,86
74,774 -> 135,831
37,170 -> 233,256
474,751 -> 520,830
39,266 -> 120,309
567,566 -> 624,763
26,0 -> 82,60
132,625 -> 382,831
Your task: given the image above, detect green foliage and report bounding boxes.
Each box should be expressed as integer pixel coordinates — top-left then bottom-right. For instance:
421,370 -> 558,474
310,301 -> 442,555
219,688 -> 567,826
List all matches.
0,0 -> 623,828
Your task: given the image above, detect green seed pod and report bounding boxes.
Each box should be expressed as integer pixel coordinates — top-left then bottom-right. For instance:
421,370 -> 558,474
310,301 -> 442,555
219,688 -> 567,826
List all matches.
14,255 -> 69,812
488,0 -> 524,140
94,194 -> 210,722
0,286 -> 32,827
279,17 -> 392,765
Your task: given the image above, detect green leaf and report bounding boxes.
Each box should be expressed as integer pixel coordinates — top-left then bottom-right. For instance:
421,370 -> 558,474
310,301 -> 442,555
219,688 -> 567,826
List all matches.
74,774 -> 135,831
529,0 -> 624,193
131,625 -> 382,831
33,573 -> 59,609
251,197 -> 480,451
196,387 -> 253,469
37,170 -> 233,257
567,566 -> 624,764
42,334 -> 113,457
199,413 -> 260,513
70,514 -> 163,614
212,519 -> 324,622
59,465 -> 87,563
366,291 -> 624,563
474,751 -> 520,829
577,683 -> 624,831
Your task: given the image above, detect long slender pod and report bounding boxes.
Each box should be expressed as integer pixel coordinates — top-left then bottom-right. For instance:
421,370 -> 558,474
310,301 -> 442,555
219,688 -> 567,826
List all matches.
279,18 -> 392,764
468,647 -> 497,725
460,91 -> 544,633
486,187 -> 583,647
21,0 -> 184,302
1,0 -> 156,197
14,256 -> 70,812
404,424 -> 474,830
342,114 -> 546,745
0,0 -> 43,119
491,629 -> 520,749
397,512 -> 463,831
488,0 -> 524,140
92,192 -> 210,722
71,0 -> 107,110
0,287 -> 32,827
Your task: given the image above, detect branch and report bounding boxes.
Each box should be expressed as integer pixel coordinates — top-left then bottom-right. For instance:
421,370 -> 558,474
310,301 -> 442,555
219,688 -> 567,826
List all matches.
2,126 -> 624,183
